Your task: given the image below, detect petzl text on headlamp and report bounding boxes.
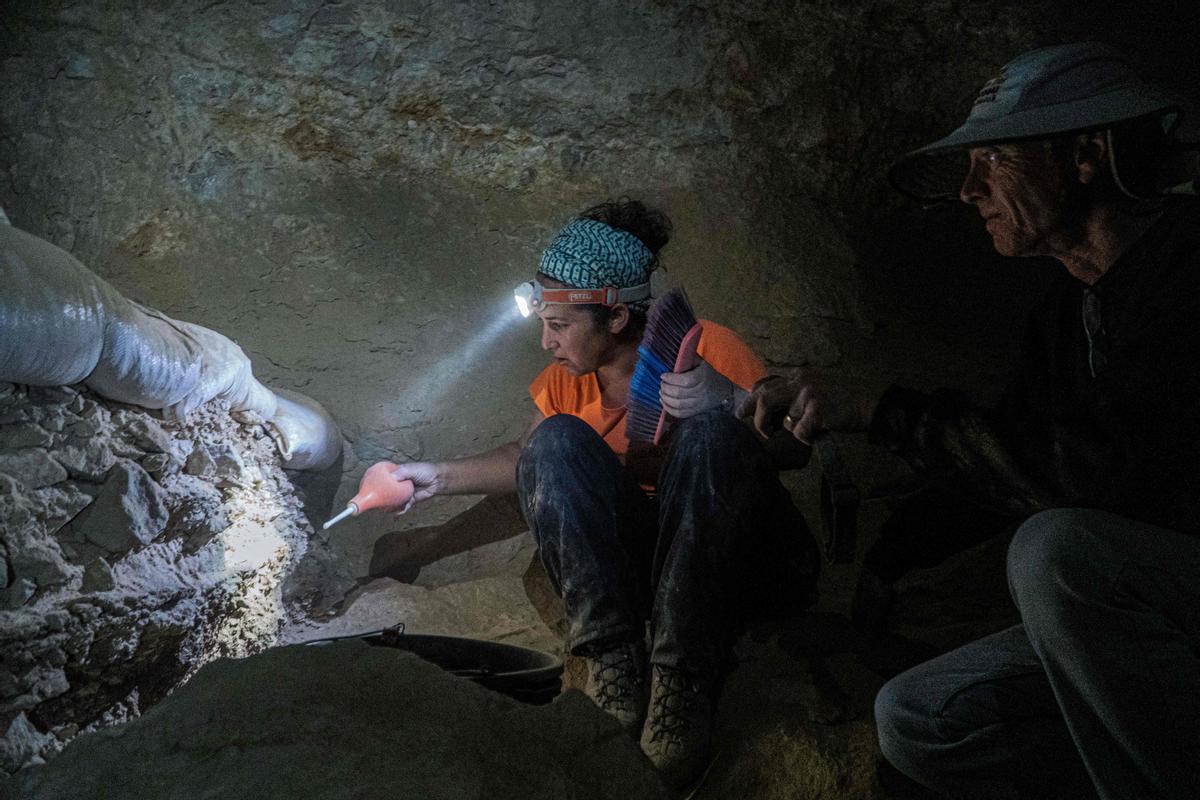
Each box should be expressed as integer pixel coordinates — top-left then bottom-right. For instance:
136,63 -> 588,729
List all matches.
513,279 -> 651,317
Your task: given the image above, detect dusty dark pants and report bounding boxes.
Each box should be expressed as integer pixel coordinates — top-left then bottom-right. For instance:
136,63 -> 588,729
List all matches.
516,412 -> 817,678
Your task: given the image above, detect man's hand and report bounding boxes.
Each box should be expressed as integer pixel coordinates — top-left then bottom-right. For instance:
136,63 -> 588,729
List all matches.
660,360 -> 735,418
389,461 -> 443,514
739,375 -> 794,435
744,370 -> 879,444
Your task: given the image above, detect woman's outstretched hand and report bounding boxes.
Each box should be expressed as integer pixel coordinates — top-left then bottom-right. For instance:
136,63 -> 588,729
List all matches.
388,461 -> 443,514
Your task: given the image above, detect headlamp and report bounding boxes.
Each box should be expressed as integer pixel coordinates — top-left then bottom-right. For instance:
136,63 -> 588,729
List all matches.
514,282 -> 536,317
513,279 -> 651,318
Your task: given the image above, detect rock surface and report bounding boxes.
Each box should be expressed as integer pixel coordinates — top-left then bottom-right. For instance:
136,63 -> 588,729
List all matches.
284,532 -> 557,653
7,641 -> 669,800
71,461 -> 169,553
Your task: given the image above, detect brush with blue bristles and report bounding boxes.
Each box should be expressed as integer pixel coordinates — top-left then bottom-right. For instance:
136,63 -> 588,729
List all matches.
627,287 -> 704,445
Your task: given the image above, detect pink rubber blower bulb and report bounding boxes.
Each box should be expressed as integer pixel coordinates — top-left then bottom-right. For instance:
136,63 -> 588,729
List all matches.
322,461 -> 415,530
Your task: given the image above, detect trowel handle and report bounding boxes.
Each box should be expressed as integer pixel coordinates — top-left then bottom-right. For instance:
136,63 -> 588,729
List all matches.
350,461 -> 415,513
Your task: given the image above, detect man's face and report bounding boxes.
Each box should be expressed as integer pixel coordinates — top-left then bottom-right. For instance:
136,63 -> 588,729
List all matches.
537,302 -> 611,376
959,141 -> 1077,258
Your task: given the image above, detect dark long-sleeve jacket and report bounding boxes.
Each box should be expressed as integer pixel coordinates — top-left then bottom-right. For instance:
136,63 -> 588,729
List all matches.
869,200 -> 1200,535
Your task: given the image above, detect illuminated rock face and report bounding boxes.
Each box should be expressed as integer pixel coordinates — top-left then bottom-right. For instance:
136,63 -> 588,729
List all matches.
0,384 -> 314,773
69,461 -> 169,553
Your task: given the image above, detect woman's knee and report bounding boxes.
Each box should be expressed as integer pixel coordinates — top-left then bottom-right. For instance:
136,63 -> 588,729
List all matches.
523,414 -> 596,458
520,415 -> 600,476
518,415 -> 590,498
666,409 -> 759,469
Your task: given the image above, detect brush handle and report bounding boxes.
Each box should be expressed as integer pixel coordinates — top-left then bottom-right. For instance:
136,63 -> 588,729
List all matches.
652,322 -> 704,445
672,323 -> 704,373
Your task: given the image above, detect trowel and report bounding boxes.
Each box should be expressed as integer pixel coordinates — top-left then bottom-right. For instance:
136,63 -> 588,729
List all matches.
322,461 -> 415,530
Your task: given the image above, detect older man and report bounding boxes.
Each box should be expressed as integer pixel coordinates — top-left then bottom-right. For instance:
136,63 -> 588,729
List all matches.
749,43 -> 1200,798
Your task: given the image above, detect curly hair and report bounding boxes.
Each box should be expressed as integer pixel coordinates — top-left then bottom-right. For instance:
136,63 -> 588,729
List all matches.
577,198 -> 673,269
562,198 -> 673,335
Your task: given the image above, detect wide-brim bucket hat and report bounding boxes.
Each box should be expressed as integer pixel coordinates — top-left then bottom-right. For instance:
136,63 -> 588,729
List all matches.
889,42 -> 1183,201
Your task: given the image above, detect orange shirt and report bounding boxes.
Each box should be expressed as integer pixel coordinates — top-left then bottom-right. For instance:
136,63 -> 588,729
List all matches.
528,319 -> 766,458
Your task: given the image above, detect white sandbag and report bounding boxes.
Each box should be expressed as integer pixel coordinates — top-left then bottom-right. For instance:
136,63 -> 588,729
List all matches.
0,223 -> 339,471
268,389 -> 343,471
87,302 -> 279,421
0,224 -> 111,386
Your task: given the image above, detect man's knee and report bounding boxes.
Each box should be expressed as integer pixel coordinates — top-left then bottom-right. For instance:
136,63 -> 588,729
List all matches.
1007,508 -> 1120,622
875,671 -> 939,783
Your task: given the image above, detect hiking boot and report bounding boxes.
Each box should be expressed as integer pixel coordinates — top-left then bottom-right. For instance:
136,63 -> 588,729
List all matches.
583,638 -> 649,736
639,664 -> 715,790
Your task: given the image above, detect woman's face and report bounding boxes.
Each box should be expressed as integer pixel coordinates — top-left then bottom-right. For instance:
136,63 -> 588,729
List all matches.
537,302 -> 613,375
535,277 -> 618,375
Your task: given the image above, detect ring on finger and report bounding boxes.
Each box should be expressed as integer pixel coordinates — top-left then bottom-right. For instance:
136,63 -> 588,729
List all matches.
783,414 -> 796,428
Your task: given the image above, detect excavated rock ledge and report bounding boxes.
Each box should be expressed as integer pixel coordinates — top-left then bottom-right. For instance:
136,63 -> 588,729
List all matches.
0,383 -> 315,773
4,640 -> 670,800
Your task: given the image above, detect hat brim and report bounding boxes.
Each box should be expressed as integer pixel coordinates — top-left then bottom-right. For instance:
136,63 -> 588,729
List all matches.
889,87 -> 1182,201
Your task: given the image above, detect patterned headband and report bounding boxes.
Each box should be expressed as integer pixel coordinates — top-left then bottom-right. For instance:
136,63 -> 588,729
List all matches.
538,218 -> 652,288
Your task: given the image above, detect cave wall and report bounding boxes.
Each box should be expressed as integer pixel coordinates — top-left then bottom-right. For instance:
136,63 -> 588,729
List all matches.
2,0 -> 1197,584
